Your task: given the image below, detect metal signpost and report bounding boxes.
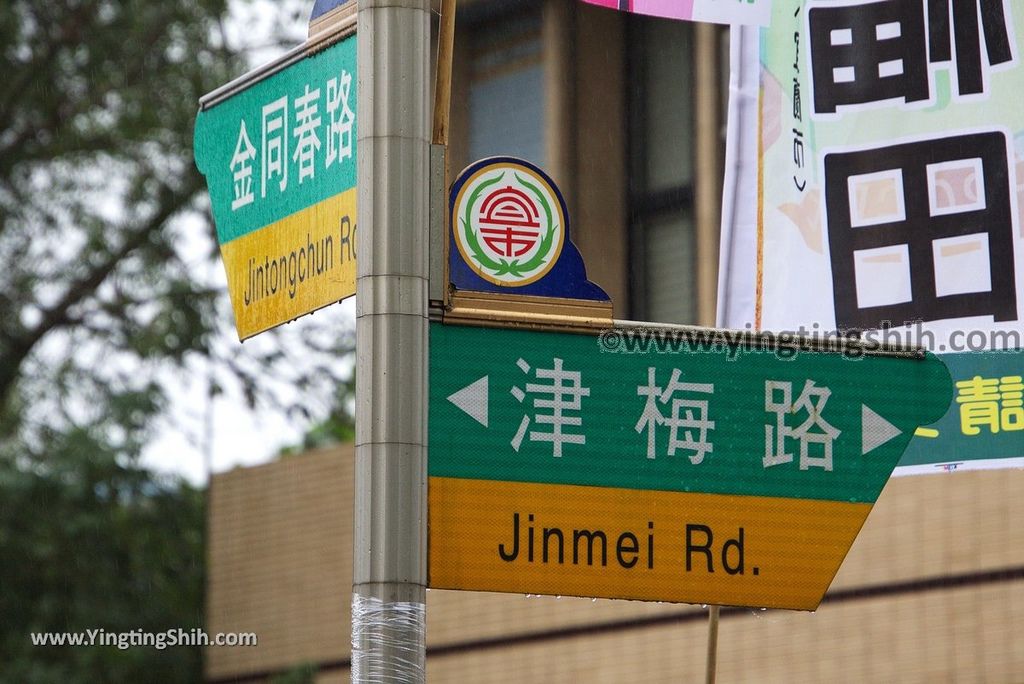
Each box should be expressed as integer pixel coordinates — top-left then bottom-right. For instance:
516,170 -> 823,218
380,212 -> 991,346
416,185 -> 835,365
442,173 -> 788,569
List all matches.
351,0 -> 430,681
428,157 -> 954,613
194,13 -> 358,340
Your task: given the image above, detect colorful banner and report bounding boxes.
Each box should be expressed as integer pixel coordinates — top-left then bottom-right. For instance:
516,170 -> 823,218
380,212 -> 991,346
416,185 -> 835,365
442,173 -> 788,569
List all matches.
582,0 -> 772,27
717,3 -> 1024,472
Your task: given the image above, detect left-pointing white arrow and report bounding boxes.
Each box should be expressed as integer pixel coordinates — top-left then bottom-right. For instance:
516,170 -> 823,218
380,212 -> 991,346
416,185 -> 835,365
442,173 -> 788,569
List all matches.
447,376 -> 489,427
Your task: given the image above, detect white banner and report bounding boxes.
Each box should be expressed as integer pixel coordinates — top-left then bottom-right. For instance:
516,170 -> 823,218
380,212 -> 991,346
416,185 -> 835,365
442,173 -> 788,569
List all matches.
718,3 -> 1024,473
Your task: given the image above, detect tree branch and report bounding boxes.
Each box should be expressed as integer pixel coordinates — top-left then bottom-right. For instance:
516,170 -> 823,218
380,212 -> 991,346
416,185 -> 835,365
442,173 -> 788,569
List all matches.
0,1 -> 100,134
0,172 -> 203,414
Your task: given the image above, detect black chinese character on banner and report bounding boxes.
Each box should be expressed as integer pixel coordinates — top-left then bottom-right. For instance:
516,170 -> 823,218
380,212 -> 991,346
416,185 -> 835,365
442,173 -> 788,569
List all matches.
809,0 -> 930,113
808,0 -> 1014,114
928,0 -> 1013,94
824,132 -> 1017,329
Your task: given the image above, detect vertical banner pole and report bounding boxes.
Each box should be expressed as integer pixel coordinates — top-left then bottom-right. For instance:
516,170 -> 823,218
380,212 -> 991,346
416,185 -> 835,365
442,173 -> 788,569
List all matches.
695,21 -> 722,327
352,0 -> 431,681
705,605 -> 720,684
697,21 -> 724,681
432,0 -> 457,146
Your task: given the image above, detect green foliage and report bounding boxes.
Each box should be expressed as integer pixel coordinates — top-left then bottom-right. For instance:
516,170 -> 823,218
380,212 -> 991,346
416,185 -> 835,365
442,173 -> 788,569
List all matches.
0,0 -> 246,456
280,371 -> 355,456
0,452 -> 205,684
0,0 -> 355,678
270,662 -> 318,684
0,1 -> 250,682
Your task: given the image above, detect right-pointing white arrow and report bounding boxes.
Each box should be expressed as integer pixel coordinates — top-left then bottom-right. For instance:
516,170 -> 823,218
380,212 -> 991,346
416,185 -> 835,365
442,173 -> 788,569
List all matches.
862,404 -> 902,455
447,376 -> 489,428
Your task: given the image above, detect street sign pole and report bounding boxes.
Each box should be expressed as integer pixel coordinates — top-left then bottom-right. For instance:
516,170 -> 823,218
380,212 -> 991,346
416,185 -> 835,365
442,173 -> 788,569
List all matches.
352,0 -> 430,681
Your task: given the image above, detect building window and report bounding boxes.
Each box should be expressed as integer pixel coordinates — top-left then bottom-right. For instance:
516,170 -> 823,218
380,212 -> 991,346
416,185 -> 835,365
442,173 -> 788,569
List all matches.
467,6 -> 546,167
628,16 -> 695,324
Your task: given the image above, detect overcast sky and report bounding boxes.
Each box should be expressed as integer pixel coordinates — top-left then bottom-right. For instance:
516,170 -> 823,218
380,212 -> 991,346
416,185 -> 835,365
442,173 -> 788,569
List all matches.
141,0 -> 344,486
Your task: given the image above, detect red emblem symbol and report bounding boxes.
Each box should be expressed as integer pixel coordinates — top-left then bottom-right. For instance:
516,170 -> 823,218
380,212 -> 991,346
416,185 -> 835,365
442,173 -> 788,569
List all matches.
477,186 -> 542,258
452,159 -> 565,286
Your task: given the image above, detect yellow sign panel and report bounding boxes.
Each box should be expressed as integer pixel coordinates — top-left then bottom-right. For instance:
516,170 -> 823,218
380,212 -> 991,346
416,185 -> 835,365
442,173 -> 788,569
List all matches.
219,189 -> 357,340
429,476 -> 871,610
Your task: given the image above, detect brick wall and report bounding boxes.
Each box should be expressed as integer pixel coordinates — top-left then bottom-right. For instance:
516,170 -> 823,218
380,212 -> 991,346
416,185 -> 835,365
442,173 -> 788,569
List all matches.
207,447 -> 1024,682
207,448 -> 352,680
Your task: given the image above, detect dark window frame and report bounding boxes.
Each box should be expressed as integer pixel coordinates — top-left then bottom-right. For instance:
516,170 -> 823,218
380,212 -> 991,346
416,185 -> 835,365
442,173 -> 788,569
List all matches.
625,15 -> 697,323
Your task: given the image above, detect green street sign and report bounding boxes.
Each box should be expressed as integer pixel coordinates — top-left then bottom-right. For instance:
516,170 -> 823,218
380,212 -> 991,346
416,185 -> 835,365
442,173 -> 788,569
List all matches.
195,34 -> 357,340
899,350 -> 1024,470
428,323 -> 952,610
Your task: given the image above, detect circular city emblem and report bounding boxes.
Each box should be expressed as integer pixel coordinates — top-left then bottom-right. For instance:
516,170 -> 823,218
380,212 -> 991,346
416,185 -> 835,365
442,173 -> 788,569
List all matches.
452,159 -> 566,286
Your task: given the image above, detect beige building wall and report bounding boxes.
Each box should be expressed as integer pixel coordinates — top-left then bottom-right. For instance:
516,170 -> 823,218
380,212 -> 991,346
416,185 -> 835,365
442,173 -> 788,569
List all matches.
207,446 -> 1024,683
206,449 -> 353,680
